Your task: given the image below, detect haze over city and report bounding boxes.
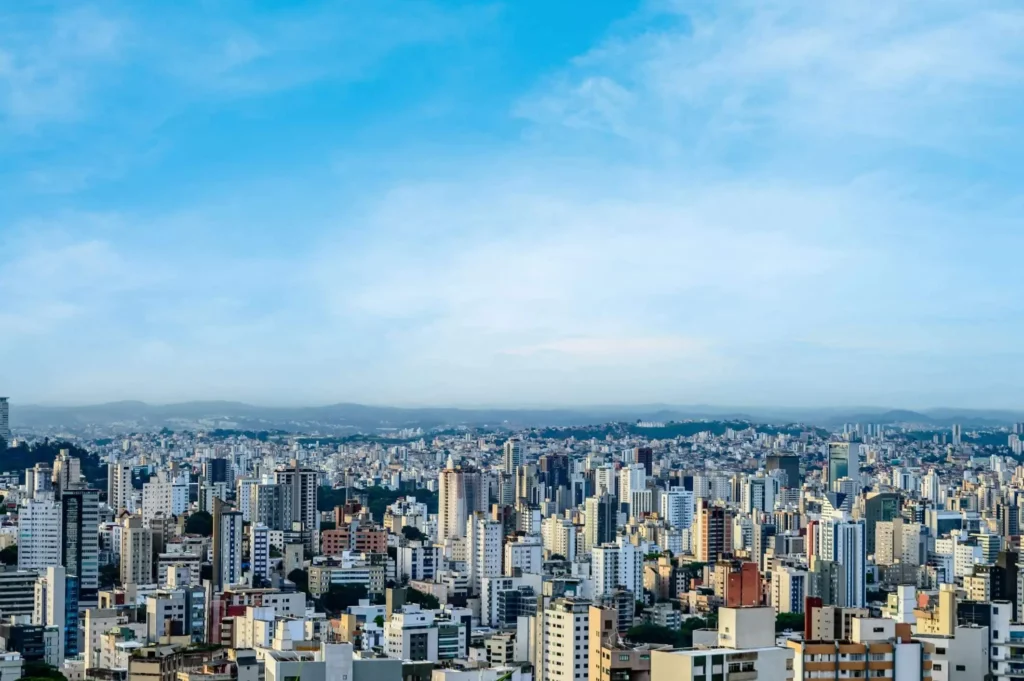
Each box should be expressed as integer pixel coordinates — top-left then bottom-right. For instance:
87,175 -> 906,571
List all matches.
4,1 -> 1024,407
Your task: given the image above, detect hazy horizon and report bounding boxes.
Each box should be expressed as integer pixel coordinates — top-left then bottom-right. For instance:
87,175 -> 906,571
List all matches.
4,1 -> 1024,407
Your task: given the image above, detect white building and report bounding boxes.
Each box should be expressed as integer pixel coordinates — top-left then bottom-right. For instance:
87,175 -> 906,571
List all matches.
33,566 -> 66,664
542,598 -> 589,681
504,535 -> 543,576
384,605 -> 439,662
660,488 -> 695,530
467,513 -> 502,594
18,497 -> 62,571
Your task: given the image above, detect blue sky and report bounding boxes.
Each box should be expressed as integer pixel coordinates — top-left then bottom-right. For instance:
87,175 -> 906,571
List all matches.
2,0 -> 1024,408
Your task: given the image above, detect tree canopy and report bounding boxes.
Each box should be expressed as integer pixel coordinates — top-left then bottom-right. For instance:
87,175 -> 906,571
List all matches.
185,511 -> 213,537
0,545 -> 16,566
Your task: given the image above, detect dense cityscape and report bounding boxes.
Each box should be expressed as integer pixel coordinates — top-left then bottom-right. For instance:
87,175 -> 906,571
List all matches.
1,396 -> 1024,681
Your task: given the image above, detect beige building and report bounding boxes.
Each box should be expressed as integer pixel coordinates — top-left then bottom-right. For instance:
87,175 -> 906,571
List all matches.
121,516 -> 154,587
651,607 -> 793,681
787,619 -> 933,681
590,606 -> 660,681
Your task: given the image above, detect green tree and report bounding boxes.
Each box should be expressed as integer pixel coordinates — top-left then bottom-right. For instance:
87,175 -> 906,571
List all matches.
319,584 -> 369,614
406,587 -> 440,610
185,511 -> 213,537
401,526 -> 425,541
374,615 -> 385,627
775,612 -> 803,632
99,563 -> 120,589
22,662 -> 68,681
625,624 -> 684,647
0,544 -> 16,566
288,569 -> 310,596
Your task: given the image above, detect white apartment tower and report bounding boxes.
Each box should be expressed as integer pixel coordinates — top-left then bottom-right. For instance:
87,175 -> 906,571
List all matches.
18,497 -> 62,571
542,598 -> 590,681
467,512 -> 502,594
107,463 -> 133,513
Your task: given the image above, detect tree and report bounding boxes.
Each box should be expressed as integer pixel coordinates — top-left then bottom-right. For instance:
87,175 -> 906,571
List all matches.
99,563 -> 120,589
319,584 -> 368,614
625,624 -> 684,647
374,615 -> 385,627
270,546 -> 282,558
406,587 -> 440,610
185,511 -> 213,537
0,545 -> 16,566
775,612 -> 803,632
401,526 -> 425,542
288,569 -> 309,596
22,662 -> 68,681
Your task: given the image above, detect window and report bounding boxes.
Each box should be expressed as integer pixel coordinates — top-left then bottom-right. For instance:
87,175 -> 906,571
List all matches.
872,627 -> 884,633
935,647 -> 946,655
955,665 -> 966,672
619,655 -> 630,662
933,664 -> 941,671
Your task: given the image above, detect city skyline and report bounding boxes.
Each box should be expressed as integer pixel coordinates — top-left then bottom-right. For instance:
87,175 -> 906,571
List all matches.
4,1 -> 1024,406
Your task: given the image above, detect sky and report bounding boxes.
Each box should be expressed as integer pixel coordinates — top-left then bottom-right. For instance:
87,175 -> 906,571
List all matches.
2,0 -> 1024,409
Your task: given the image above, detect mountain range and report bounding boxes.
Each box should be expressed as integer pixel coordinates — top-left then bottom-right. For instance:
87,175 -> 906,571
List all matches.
9,400 -> 1024,434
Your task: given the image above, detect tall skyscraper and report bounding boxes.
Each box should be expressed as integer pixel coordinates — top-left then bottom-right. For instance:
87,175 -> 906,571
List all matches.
120,516 -> 154,586
503,438 -> 523,475
18,497 -> 62,571
437,458 -> 486,541
52,450 -> 82,498
694,501 -> 733,564
660,487 -> 695,529
827,442 -> 860,487
542,598 -> 590,681
250,523 -> 271,584
107,463 -> 132,513
61,488 -> 99,606
634,447 -> 653,477
766,455 -> 801,489
0,397 -> 9,442
952,424 -> 963,446
584,494 -> 615,552
33,566 -> 66,663
816,517 -> 866,608
274,461 -> 319,552
212,498 -> 243,590
250,483 -> 293,530
466,512 -> 502,595
203,458 -> 229,485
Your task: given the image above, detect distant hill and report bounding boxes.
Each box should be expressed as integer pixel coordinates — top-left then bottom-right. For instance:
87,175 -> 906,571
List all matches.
9,401 -> 1023,434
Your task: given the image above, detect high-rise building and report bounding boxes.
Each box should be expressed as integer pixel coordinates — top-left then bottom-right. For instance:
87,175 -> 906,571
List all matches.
826,443 -> 859,487
274,461 -> 320,553
250,483 -> 293,530
815,517 -> 866,608
660,487 -> 694,529
862,492 -> 899,555
203,458 -> 229,485
18,497 -> 62,571
694,501 -> 733,564
503,439 -> 523,475
120,516 -> 154,586
250,524 -> 271,583
0,397 -> 9,442
617,464 -> 646,516
437,459 -> 486,541
765,454 -> 800,489
770,564 -> 807,613
107,463 -> 132,513
466,512 -> 502,595
634,447 -> 654,477
584,495 -> 615,553
952,423 -> 963,446
542,598 -> 590,681
60,488 -> 99,606
212,499 -> 243,591
32,566 -> 66,663
52,450 -> 81,498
